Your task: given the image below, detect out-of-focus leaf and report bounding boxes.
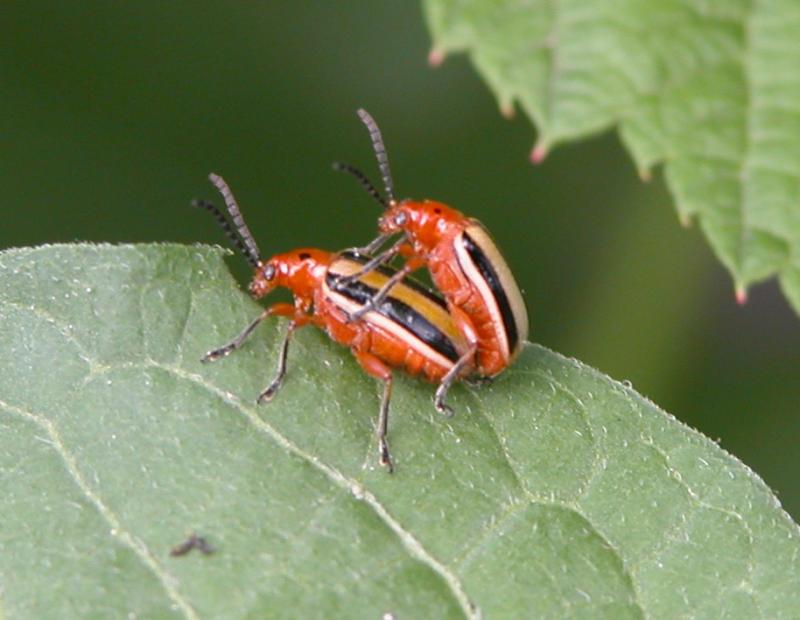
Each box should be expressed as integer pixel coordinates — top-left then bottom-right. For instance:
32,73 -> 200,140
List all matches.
423,0 -> 800,314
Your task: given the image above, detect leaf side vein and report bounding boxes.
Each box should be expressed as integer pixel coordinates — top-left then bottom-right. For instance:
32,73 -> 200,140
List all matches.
0,399 -> 199,620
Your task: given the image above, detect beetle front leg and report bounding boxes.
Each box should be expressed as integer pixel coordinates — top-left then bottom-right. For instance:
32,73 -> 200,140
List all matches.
201,302 -> 294,363
356,231 -> 396,256
346,256 -> 425,323
333,237 -> 410,287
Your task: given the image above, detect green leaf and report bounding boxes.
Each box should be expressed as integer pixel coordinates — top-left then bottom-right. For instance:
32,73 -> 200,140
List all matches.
1,243 -> 798,618
422,0 -> 800,314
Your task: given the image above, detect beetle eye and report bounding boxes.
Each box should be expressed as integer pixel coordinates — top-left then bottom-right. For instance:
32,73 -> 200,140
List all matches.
393,211 -> 408,226
262,264 -> 276,281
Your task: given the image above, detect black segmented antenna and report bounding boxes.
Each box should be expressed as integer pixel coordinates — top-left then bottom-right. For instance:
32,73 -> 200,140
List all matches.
191,198 -> 260,267
356,108 -> 396,205
207,173 -> 262,265
331,162 -> 387,208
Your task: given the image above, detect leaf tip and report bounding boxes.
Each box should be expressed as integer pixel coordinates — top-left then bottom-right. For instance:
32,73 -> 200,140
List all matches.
678,212 -> 692,228
530,142 -> 549,165
500,102 -> 515,119
735,285 -> 748,305
428,48 -> 445,68
638,167 -> 652,183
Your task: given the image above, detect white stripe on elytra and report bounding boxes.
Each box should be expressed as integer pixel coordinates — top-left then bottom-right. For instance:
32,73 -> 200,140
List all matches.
453,229 -> 511,362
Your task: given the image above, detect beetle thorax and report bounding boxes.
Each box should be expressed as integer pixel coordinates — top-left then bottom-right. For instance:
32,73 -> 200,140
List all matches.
249,249 -> 332,301
381,199 -> 464,252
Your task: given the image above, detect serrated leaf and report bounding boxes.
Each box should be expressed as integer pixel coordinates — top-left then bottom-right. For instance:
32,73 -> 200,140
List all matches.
0,244 -> 798,618
423,0 -> 800,314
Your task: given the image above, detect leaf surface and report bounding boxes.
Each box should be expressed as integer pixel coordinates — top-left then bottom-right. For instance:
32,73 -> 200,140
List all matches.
0,244 -> 798,618
423,0 -> 800,313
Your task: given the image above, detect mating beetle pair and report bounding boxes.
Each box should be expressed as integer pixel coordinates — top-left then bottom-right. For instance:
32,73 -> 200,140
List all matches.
195,110 -> 528,472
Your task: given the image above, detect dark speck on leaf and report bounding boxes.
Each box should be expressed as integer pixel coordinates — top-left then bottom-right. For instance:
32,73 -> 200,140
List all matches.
170,533 -> 215,557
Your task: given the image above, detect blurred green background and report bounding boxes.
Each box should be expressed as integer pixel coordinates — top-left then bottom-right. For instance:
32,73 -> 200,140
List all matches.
2,3 -> 798,518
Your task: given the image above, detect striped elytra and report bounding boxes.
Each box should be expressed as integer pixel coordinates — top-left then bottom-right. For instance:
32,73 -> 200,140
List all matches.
455,223 -> 529,364
324,251 -> 467,370
335,108 -> 529,378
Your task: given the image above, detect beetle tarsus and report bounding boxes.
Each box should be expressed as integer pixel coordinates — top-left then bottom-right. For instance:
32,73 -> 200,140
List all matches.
257,380 -> 281,404
201,311 -> 270,363
434,396 -> 455,418
346,300 -> 375,323
376,375 -> 394,472
202,345 -> 234,363
379,437 -> 394,473
433,344 -> 477,417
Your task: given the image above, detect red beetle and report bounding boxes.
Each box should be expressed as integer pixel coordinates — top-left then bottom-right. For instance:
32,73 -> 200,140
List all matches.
334,109 -> 529,384
194,173 -> 472,471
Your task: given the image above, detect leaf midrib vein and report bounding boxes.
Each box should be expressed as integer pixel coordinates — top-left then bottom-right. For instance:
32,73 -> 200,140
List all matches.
154,361 -> 481,620
0,292 -> 478,619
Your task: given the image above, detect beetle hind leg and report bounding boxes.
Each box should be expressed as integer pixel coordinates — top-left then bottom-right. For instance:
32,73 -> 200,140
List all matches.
377,378 -> 394,472
354,350 -> 395,473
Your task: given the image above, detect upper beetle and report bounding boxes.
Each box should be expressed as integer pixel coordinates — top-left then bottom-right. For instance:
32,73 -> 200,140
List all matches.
334,109 -> 529,380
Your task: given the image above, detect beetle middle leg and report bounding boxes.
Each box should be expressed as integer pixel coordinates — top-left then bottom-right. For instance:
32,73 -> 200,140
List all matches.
434,345 -> 477,417
257,314 -> 312,404
434,306 -> 478,416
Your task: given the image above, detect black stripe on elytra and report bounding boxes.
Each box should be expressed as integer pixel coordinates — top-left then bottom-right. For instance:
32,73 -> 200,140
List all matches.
461,231 -> 519,352
325,267 -> 459,363
338,250 -> 448,310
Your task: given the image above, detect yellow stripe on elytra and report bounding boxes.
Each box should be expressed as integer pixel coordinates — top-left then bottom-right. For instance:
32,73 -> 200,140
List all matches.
324,286 -> 456,371
463,223 -> 529,350
331,258 -> 463,344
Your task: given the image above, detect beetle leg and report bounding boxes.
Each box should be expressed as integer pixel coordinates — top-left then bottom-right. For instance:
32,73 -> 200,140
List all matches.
465,375 -> 495,388
434,344 -> 477,417
356,231 -> 395,256
377,378 -> 394,472
201,302 -> 294,362
333,236 -> 408,287
202,312 -> 267,362
257,314 -> 312,404
354,350 -> 395,473
434,306 -> 479,416
347,264 -> 411,322
346,256 -> 425,323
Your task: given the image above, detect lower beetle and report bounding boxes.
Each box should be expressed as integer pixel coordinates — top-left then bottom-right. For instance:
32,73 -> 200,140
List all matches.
194,173 -> 472,471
